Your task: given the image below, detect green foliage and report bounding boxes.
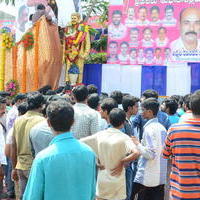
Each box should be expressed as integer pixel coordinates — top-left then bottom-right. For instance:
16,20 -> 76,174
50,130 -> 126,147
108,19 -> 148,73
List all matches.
91,35 -> 107,52
85,52 -> 107,64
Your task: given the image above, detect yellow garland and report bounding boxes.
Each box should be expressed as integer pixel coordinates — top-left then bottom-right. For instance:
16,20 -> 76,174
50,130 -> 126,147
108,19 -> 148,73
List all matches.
73,31 -> 83,45
0,35 -> 5,91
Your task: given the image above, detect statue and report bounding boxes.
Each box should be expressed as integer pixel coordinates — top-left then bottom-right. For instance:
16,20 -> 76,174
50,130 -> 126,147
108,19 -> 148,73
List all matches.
64,12 -> 91,84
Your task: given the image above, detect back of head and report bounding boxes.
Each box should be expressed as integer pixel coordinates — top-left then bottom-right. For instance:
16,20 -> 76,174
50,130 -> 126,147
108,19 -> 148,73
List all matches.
110,90 -> 123,104
38,85 -> 52,95
37,3 -> 45,10
100,98 -> 118,115
142,89 -> 159,100
183,94 -> 191,110
0,96 -> 6,105
47,100 -> 74,132
72,85 -> 88,102
14,93 -> 26,104
141,98 -> 159,116
18,102 -> 28,115
163,98 -> 178,115
122,95 -> 140,112
109,108 -> 126,128
27,92 -> 45,110
190,91 -> 200,116
87,93 -> 99,110
87,84 -> 98,95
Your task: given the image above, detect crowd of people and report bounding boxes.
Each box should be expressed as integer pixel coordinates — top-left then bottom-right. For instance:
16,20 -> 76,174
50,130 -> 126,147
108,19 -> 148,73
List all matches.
0,84 -> 200,200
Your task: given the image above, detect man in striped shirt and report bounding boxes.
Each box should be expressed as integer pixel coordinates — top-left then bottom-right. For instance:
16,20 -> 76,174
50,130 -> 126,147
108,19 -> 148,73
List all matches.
163,91 -> 200,200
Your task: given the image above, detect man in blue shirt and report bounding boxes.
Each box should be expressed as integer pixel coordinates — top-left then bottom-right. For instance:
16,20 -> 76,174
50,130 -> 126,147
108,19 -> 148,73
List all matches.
23,100 -> 96,200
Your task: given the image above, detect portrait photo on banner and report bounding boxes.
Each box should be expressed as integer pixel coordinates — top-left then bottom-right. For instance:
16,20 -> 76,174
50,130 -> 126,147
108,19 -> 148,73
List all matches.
107,0 -> 200,65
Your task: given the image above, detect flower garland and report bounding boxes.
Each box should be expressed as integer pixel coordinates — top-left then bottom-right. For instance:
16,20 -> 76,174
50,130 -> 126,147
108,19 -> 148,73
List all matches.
22,32 -> 34,50
65,23 -> 90,63
1,32 -> 14,49
5,80 -> 20,97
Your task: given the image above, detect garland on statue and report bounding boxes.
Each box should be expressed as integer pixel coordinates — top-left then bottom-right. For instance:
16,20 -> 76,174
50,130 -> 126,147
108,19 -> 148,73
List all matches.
5,79 -> 20,97
65,24 -> 90,63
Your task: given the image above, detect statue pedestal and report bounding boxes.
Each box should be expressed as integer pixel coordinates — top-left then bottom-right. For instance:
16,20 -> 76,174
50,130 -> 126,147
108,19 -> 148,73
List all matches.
69,73 -> 78,85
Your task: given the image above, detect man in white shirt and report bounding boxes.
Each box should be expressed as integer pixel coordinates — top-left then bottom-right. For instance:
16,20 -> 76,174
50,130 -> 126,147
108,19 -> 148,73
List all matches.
150,6 -> 161,26
81,108 -> 139,200
154,48 -> 163,65
118,42 -> 130,64
145,48 -> 154,65
107,41 -> 119,63
71,85 -> 99,139
156,27 -> 169,47
129,28 -> 140,47
142,27 -> 154,47
125,7 -> 136,27
137,48 -> 145,64
108,10 -> 126,40
129,48 -> 137,64
170,7 -> 200,62
136,6 -> 149,26
162,5 -> 177,27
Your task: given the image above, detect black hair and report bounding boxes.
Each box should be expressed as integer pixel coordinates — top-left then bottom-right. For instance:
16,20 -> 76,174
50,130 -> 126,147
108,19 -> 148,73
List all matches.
165,5 -> 174,12
109,108 -> 126,127
27,92 -> 45,110
54,86 -> 65,94
38,85 -> 52,95
141,98 -> 159,116
183,94 -> 191,110
163,98 -> 178,115
122,95 -> 140,112
139,6 -> 148,11
158,26 -> 167,32
18,102 -> 28,115
109,41 -> 118,46
143,27 -> 152,33
130,48 -> 137,53
14,93 -> 26,104
37,4 -> 46,10
151,6 -> 160,13
190,91 -> 200,115
142,89 -> 158,99
29,14 -> 33,21
46,90 -> 57,95
0,97 -> 6,104
120,41 -> 129,47
47,100 -> 74,132
145,48 -> 154,53
100,98 -> 118,114
87,93 -> 99,110
72,85 -> 88,102
87,84 -> 98,95
112,10 -> 122,16
110,90 -> 123,104
130,27 -> 139,32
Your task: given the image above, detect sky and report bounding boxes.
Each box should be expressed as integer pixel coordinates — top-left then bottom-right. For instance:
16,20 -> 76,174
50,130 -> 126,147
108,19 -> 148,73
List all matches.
0,2 -> 16,16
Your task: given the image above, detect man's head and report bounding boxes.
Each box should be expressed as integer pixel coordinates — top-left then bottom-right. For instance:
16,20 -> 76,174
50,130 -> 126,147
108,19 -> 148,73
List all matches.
110,90 -> 123,104
112,10 -> 122,26
151,6 -> 160,22
143,28 -> 152,41
87,84 -> 98,95
130,48 -> 137,59
108,41 -> 118,56
138,6 -> 148,21
161,98 -> 178,115
138,48 -> 144,57
72,85 -> 88,102
164,48 -> 171,58
18,102 -> 28,116
183,94 -> 191,111
165,5 -> 174,20
36,3 -> 45,10
127,7 -> 135,20
18,5 -> 29,32
47,100 -> 74,133
141,98 -> 159,119
0,97 -> 6,118
180,8 -> 200,45
100,98 -> 118,120
71,12 -> 81,25
145,48 -> 154,59
87,93 -> 99,110
130,28 -> 139,42
109,108 -> 126,128
158,27 -> 167,40
141,89 -> 159,101
14,93 -> 27,106
27,92 -> 45,111
120,42 -> 129,55
155,48 -> 162,58
122,95 -> 139,115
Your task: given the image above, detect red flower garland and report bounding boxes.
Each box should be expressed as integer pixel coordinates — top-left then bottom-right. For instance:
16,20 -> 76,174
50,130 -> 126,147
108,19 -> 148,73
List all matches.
22,32 -> 34,50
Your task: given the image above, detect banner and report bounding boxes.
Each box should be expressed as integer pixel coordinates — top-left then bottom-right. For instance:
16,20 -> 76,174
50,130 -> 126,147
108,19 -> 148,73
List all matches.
15,0 -> 79,42
107,0 -> 200,65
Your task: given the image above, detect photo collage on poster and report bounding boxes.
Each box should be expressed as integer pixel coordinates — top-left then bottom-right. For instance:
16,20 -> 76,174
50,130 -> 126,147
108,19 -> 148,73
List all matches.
107,0 -> 200,65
